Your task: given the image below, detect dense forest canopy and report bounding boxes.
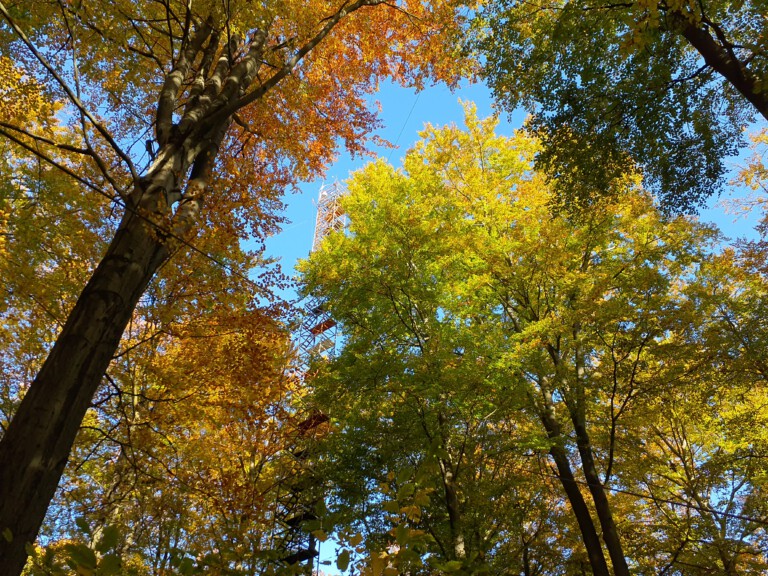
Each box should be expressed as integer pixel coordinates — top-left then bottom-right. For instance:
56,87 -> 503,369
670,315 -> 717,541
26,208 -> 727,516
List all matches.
476,0 -> 768,212
0,0 -> 767,574
300,108 -> 768,575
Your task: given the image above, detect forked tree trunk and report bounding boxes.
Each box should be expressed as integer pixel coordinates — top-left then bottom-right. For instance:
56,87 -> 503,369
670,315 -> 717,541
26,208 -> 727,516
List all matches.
547,446 -> 612,576
539,395 -> 611,576
0,185 -> 171,575
572,417 -> 631,576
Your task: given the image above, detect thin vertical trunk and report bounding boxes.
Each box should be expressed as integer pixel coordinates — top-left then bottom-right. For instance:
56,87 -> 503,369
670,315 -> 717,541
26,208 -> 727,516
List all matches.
539,395 -> 611,576
437,412 -> 465,561
550,330 -> 629,576
522,539 -> 532,576
439,459 -> 466,561
0,187 -> 170,574
571,417 -> 630,576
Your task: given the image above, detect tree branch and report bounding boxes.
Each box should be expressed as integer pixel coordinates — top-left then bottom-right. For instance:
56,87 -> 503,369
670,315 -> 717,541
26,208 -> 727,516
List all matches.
0,0 -> 139,188
667,8 -> 768,121
210,0 -> 385,123
0,126 -> 116,201
155,15 -> 213,145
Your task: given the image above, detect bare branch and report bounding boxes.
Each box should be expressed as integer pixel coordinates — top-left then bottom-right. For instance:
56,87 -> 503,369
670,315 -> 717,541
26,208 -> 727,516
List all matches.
155,15 -> 213,145
56,1 -> 129,197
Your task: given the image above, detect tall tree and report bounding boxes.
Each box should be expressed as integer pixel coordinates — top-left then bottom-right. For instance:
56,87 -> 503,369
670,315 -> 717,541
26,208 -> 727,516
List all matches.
301,107 -> 768,574
0,74 -> 317,571
474,0 -> 767,211
0,1 -> 471,572
22,306 -> 315,576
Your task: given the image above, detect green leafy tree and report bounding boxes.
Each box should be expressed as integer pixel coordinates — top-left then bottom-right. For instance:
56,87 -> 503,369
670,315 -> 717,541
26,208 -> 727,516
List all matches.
474,0 -> 767,211
301,106 -> 768,575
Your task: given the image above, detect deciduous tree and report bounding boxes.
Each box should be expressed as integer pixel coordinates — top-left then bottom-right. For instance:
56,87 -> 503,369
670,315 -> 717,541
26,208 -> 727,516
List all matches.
475,0 -> 767,211
300,106 -> 768,574
0,0 -> 472,572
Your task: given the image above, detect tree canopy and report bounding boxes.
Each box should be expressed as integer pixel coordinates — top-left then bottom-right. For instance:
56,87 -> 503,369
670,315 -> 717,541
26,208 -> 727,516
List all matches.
300,107 -> 768,575
2,0 -> 768,574
475,0 -> 767,212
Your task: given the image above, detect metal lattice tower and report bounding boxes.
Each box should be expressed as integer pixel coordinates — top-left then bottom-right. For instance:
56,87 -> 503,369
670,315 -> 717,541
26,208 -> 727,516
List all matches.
298,181 -> 347,360
275,182 -> 346,573
311,181 -> 347,252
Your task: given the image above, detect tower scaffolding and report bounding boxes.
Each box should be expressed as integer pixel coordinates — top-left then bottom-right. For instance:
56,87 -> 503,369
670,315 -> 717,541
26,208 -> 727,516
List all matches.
311,180 -> 347,252
298,181 -> 347,361
278,181 -> 347,574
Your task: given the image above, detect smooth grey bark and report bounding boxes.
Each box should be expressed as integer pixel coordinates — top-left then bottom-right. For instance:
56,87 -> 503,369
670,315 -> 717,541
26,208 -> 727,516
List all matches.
0,190 -> 170,574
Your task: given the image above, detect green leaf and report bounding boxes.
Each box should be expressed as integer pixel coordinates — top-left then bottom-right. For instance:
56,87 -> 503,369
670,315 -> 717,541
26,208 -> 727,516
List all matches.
168,547 -> 184,567
75,516 -> 91,536
314,499 -> 328,516
98,553 -> 122,575
413,490 -> 431,507
178,557 -> 195,576
304,519 -> 322,532
396,483 -> 415,500
440,560 -> 464,572
336,549 -> 351,572
395,524 -> 409,546
382,500 -> 401,514
64,543 -> 97,570
96,525 -> 120,553
1,528 -> 12,542
312,529 -> 329,542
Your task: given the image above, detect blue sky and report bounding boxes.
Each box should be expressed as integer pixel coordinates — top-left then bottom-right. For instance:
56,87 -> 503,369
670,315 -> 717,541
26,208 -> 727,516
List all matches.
264,79 -> 519,293
264,79 -> 762,299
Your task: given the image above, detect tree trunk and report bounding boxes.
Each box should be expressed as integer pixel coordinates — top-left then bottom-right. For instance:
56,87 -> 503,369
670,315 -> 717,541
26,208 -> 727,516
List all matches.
539,395 -> 611,576
669,10 -> 768,122
437,412 -> 466,562
522,538 -> 532,576
439,459 -> 466,561
0,188 -> 171,575
571,418 -> 630,576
